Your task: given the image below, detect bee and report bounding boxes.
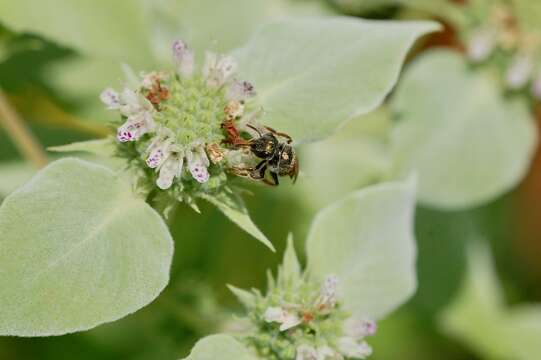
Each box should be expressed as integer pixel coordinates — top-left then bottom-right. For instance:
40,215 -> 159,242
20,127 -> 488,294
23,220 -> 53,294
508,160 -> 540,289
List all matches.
228,124 -> 299,186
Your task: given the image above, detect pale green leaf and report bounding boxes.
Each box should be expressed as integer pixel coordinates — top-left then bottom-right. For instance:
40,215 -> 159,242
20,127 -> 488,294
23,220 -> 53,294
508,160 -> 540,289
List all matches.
306,178 -> 417,319
234,17 -> 440,143
390,50 -> 537,210
48,138 -> 116,158
200,192 -> 275,252
440,242 -> 541,360
0,158 -> 174,336
182,334 -> 256,360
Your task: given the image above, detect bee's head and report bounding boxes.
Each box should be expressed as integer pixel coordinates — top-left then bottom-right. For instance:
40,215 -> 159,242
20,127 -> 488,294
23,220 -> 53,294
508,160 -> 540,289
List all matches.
275,144 -> 299,182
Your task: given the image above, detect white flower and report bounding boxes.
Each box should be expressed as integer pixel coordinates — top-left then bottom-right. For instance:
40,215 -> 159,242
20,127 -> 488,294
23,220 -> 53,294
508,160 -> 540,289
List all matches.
315,275 -> 338,311
100,88 -> 121,110
117,112 -> 155,142
119,88 -> 145,116
203,51 -> 237,88
146,132 -> 174,169
467,29 -> 496,62
343,318 -> 377,339
172,40 -> 194,78
532,71 -> 541,100
264,306 -> 302,331
156,152 -> 184,190
337,337 -> 372,359
227,79 -> 256,101
506,55 -> 534,89
186,145 -> 210,184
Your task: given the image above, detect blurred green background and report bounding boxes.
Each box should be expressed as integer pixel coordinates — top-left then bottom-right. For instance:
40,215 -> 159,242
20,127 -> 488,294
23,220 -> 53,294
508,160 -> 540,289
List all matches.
1,0 -> 541,359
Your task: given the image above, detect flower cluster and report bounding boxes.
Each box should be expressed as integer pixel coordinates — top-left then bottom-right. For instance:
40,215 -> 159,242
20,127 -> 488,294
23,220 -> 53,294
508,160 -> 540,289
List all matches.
100,40 -> 263,203
464,3 -> 541,99
238,272 -> 376,360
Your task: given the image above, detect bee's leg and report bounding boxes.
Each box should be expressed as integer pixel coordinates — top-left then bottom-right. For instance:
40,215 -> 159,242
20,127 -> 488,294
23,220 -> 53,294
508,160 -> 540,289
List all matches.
271,172 -> 279,186
250,160 -> 267,180
264,126 -> 293,144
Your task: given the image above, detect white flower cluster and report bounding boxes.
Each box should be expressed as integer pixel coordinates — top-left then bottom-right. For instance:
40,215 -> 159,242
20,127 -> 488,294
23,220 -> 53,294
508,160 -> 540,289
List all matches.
100,40 -> 256,190
263,275 -> 377,360
465,4 -> 541,98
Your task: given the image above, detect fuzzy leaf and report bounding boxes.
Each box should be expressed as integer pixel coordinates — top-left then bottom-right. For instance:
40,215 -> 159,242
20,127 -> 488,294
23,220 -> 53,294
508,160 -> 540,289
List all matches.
48,138 -> 116,158
200,192 -> 275,252
0,158 -> 174,336
234,17 -> 439,143
227,285 -> 256,309
182,334 -> 256,360
306,178 -> 417,319
390,50 -> 537,210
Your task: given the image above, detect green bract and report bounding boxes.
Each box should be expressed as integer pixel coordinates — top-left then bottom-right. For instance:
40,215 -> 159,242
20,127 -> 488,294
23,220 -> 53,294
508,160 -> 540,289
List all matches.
390,50 -> 537,210
182,178 -> 418,359
0,158 -> 173,336
306,177 -> 417,320
440,242 -> 541,360
235,18 -> 440,143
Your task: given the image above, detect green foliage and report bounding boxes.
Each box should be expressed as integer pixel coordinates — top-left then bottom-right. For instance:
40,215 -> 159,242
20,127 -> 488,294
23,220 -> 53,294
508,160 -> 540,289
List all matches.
390,50 -> 537,210
306,177 -> 417,320
0,158 -> 173,336
235,17 -> 439,143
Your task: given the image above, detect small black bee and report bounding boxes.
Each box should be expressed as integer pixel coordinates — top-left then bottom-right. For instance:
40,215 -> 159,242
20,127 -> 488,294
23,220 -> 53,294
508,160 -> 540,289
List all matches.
244,125 -> 299,186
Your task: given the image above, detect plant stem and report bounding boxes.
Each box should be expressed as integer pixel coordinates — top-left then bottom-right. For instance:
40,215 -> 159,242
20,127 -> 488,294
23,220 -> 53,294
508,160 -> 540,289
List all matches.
0,89 -> 48,168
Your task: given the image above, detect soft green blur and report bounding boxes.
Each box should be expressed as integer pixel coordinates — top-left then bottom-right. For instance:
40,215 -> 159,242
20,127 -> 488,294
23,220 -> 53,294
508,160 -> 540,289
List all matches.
1,1 -> 540,359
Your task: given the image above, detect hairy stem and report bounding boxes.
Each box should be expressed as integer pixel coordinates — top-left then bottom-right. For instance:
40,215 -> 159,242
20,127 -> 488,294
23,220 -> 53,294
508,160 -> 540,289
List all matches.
0,89 -> 48,168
